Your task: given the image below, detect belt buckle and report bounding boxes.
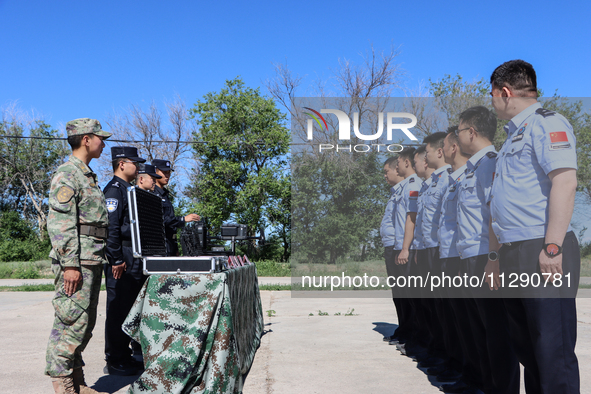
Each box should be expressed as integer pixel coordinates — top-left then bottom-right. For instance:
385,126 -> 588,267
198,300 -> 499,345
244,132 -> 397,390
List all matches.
504,242 -> 512,246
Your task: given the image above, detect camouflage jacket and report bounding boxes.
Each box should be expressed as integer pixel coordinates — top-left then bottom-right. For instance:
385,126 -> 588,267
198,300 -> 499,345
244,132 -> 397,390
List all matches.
48,155 -> 109,267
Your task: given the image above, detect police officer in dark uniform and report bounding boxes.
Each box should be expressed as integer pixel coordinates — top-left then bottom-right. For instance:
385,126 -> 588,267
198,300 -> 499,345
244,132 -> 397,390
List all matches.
103,146 -> 146,375
152,159 -> 200,256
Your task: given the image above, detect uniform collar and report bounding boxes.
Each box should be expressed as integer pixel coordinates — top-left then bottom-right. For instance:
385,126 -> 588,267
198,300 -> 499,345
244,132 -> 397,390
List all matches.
69,155 -> 93,175
467,145 -> 495,170
393,183 -> 403,193
113,175 -> 131,188
504,102 -> 542,136
449,164 -> 467,182
431,164 -> 451,180
154,185 -> 168,196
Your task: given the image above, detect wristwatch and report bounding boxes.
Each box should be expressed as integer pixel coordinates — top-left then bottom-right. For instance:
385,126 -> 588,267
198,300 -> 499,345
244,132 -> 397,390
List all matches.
487,250 -> 499,261
543,243 -> 563,257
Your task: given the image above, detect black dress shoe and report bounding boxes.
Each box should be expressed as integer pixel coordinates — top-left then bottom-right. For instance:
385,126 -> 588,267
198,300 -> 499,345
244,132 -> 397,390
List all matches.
383,334 -> 398,342
440,380 -> 469,393
417,356 -> 445,368
427,364 -> 448,375
104,360 -> 139,376
436,370 -> 462,382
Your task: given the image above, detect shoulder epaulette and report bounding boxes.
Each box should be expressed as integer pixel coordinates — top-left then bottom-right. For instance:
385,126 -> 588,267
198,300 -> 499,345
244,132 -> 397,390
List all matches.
486,151 -> 497,158
112,182 -> 120,188
535,108 -> 556,118
409,177 -> 415,183
447,168 -> 453,173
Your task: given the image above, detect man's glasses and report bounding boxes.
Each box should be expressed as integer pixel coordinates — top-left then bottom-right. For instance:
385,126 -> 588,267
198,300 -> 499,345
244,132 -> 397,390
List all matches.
455,126 -> 472,135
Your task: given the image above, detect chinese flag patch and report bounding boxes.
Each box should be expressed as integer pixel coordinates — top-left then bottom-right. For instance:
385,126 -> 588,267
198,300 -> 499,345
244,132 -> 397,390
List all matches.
409,191 -> 419,197
549,131 -> 568,143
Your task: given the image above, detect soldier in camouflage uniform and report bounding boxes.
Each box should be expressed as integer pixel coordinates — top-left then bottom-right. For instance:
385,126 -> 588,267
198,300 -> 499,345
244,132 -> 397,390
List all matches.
45,118 -> 111,394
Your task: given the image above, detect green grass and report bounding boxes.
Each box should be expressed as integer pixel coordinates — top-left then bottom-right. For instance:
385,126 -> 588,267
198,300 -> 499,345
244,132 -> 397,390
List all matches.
0,260 -> 53,279
580,256 -> 591,277
0,284 -> 55,292
291,259 -> 387,278
0,284 -> 107,292
259,284 -> 292,291
254,260 -> 291,277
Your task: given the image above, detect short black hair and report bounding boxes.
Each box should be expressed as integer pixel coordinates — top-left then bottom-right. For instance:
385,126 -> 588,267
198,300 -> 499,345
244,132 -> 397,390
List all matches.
459,106 -> 497,142
112,157 -> 127,172
415,145 -> 426,156
490,59 -> 537,96
423,132 -> 447,150
446,125 -> 459,144
384,156 -> 398,169
67,133 -> 93,150
398,147 -> 416,168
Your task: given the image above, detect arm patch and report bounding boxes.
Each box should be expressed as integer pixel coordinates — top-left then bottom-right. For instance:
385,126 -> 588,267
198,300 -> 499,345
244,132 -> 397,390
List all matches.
56,186 -> 75,203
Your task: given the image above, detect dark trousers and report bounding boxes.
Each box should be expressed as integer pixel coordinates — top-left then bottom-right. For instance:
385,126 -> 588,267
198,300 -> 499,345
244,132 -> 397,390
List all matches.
439,256 -> 463,371
391,249 -> 417,340
384,247 -> 401,336
500,231 -> 580,394
460,254 -> 520,394
104,246 -> 147,363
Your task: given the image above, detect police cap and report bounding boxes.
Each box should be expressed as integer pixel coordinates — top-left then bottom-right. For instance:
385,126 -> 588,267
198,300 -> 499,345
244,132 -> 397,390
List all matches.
66,118 -> 112,138
152,159 -> 173,171
111,146 -> 146,163
138,163 -> 162,178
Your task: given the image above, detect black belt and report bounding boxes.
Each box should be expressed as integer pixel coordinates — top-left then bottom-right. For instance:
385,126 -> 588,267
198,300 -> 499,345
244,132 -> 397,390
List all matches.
122,240 -> 132,247
79,225 -> 108,239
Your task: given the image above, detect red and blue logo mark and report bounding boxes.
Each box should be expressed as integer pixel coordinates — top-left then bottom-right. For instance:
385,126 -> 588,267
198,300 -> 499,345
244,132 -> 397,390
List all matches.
303,107 -> 328,131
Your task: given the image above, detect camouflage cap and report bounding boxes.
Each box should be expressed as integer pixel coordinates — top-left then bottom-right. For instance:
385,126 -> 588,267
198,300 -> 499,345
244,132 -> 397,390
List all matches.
66,118 -> 112,138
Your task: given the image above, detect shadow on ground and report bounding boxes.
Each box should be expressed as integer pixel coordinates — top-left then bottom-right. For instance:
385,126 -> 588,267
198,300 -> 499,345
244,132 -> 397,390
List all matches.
93,373 -> 141,393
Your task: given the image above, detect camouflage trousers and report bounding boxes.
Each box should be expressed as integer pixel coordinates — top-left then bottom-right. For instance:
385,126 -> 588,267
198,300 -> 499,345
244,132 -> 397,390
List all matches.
45,262 -> 103,377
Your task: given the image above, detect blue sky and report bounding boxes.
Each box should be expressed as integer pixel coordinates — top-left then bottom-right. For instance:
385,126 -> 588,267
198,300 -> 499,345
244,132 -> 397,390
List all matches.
1,0 -> 590,128
2,0 -> 591,234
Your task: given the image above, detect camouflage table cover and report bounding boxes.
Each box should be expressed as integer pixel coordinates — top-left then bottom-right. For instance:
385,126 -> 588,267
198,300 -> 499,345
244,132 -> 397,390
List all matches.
122,264 -> 264,393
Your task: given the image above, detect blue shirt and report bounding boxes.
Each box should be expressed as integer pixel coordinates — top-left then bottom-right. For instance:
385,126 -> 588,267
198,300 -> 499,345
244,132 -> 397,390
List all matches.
380,186 -> 397,247
420,165 -> 452,248
413,177 -> 433,250
438,165 -> 467,259
393,174 -> 421,250
456,145 -> 497,259
490,102 -> 577,243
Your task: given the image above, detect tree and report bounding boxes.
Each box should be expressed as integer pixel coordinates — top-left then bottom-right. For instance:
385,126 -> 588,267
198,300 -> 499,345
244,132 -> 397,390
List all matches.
187,77 -> 291,259
98,95 -> 196,184
0,105 -> 68,235
266,45 -> 404,264
292,151 -> 385,264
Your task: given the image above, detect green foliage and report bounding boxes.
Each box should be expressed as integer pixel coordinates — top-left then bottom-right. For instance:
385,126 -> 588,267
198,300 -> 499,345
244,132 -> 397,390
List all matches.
188,77 -> 291,260
253,259 -> 291,277
0,211 -> 51,262
265,309 -> 276,317
0,117 -> 68,232
292,151 -> 386,264
317,310 -> 328,316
